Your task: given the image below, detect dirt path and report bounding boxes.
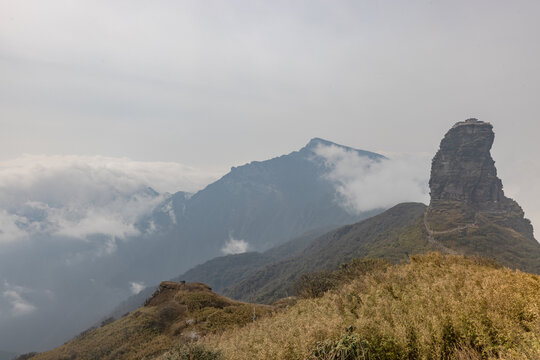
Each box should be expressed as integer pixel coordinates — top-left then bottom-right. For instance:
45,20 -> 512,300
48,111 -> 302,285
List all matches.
423,210 -> 477,255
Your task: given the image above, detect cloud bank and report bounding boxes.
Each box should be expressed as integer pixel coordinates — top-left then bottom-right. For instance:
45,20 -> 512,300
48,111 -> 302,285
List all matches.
315,144 -> 430,214
0,154 -> 223,245
1,282 -> 37,317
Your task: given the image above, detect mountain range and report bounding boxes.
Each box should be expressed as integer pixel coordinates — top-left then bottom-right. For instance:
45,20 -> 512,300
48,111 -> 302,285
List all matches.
9,119 -> 540,358
107,119 -> 540,317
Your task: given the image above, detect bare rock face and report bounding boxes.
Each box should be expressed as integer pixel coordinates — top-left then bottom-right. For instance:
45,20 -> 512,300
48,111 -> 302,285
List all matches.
430,119 -> 505,208
428,118 -> 534,238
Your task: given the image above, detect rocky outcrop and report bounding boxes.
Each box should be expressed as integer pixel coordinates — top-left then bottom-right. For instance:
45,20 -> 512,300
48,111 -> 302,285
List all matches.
430,119 -> 503,207
428,118 -> 534,238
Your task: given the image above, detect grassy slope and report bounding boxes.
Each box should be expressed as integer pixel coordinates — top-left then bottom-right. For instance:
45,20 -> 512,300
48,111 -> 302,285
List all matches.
436,213 -> 540,274
224,203 -> 435,303
198,253 -> 540,360
172,225 -> 338,294
31,282 -> 272,360
173,252 -> 274,293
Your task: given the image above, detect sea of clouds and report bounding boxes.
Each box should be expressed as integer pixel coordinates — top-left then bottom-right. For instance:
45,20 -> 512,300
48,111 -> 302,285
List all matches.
0,154 -> 223,246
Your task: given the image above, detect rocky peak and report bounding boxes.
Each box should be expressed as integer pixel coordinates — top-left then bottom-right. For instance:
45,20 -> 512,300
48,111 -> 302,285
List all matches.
429,119 -> 504,209
428,119 -> 534,238
302,137 -> 387,160
305,137 -> 336,149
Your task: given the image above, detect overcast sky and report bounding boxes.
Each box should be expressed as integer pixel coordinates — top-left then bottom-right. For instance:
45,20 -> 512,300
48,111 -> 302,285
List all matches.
1,0 -> 540,229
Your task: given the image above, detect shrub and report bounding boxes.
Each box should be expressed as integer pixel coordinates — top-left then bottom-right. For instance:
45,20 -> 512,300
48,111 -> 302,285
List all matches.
100,317 -> 115,327
310,327 -> 368,360
336,258 -> 390,281
199,304 -> 264,333
294,259 -> 391,299
14,353 -> 39,360
179,292 -> 230,312
293,271 -> 338,298
162,343 -> 222,360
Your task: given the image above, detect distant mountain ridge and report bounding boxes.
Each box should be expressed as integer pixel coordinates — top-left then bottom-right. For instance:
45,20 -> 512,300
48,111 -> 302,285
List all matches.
143,137 -> 383,231
120,138 -> 385,278
143,137 -> 384,250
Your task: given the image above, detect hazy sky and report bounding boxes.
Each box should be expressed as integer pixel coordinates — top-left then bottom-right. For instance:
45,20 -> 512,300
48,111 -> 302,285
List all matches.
1,0 -> 540,227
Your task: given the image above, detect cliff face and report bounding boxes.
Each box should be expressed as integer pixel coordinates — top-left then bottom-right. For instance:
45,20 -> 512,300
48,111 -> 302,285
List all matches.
430,119 -> 504,207
428,118 -> 534,238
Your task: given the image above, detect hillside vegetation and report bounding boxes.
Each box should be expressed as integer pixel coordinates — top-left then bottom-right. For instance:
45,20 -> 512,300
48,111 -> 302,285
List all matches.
173,225 -> 339,294
31,282 -> 272,360
189,253 -> 540,360
433,211 -> 540,274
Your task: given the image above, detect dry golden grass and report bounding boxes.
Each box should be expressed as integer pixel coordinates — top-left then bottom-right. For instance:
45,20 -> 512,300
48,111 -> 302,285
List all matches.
31,305 -> 177,360
194,253 -> 540,360
33,254 -> 540,360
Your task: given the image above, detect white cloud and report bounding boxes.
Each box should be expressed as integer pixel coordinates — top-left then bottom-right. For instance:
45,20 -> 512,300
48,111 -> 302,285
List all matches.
2,283 -> 36,317
221,237 -> 249,255
314,144 -> 430,214
0,155 -> 223,246
129,282 -> 145,295
0,154 -> 222,195
0,210 -> 27,244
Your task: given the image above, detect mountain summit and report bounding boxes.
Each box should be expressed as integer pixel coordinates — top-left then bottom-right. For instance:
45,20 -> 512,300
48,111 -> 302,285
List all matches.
303,137 -> 386,160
